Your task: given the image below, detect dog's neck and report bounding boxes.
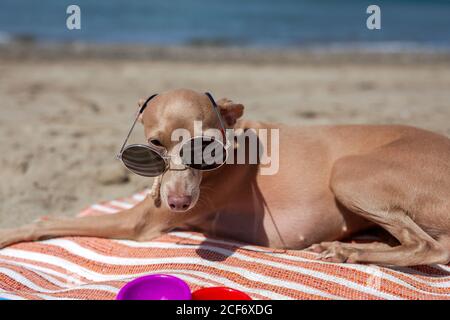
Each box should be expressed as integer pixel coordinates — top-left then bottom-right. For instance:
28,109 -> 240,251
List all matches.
179,161 -> 261,234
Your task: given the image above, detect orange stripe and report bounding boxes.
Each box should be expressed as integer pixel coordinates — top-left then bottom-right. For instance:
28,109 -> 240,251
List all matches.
0,254 -> 93,284
0,258 -> 71,285
75,237 -> 450,299
0,274 -> 46,299
0,263 -> 63,291
32,288 -> 116,300
8,241 -> 373,299
167,235 -> 450,297
5,236 -> 450,299
1,243 -> 280,300
5,243 -> 328,299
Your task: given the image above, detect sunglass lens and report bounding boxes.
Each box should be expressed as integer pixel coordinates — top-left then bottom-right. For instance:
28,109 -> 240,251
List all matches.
180,137 -> 227,170
121,145 -> 166,177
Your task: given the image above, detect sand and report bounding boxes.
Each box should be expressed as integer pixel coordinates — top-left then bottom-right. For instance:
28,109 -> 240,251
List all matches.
1,44 -> 450,228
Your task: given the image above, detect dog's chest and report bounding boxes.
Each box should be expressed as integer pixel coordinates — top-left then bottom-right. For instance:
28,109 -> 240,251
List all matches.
182,205 -> 305,248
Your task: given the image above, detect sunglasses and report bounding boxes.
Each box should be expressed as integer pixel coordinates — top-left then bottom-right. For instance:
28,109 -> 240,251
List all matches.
116,92 -> 228,177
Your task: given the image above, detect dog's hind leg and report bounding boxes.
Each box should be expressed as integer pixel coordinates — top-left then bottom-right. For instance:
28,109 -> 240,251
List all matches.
316,154 -> 450,266
314,210 -> 449,266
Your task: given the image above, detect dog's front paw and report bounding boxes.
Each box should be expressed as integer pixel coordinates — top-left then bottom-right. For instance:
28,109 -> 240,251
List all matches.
306,241 -> 341,253
310,241 -> 361,263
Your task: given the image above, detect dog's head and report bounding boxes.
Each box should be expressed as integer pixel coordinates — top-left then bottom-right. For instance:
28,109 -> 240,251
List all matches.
139,89 -> 244,212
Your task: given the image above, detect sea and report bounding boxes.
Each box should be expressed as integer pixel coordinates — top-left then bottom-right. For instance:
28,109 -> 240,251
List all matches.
1,0 -> 450,52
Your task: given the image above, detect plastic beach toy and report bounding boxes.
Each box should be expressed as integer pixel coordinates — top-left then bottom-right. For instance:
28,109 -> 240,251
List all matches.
116,274 -> 191,300
192,287 -> 252,300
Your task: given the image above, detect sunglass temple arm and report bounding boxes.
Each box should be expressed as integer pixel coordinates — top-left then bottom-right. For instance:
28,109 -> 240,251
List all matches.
117,92 -> 223,160
116,94 -> 158,159
205,92 -> 227,136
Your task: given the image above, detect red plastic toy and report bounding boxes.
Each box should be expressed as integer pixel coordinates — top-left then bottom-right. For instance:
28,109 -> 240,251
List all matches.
192,287 -> 252,300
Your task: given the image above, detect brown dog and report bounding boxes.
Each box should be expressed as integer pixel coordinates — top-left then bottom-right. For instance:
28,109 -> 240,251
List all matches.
1,88 -> 449,267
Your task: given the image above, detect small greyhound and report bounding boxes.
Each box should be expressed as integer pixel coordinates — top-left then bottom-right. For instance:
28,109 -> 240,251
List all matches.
1,88 -> 449,267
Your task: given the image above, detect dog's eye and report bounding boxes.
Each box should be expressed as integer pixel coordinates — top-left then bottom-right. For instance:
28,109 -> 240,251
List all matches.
149,139 -> 163,147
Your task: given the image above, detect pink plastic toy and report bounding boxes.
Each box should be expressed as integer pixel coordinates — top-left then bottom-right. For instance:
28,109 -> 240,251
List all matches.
116,274 -> 191,300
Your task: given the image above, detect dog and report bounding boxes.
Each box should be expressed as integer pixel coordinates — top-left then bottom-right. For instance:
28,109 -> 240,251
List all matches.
1,88 -> 449,267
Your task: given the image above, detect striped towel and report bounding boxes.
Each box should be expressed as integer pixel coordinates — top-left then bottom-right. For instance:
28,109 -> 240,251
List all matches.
0,191 -> 449,300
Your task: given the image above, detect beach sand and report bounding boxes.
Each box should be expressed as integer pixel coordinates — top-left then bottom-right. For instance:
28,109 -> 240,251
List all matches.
1,44 -> 450,228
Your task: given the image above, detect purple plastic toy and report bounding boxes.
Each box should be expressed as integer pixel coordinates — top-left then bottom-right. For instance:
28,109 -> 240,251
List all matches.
116,274 -> 191,300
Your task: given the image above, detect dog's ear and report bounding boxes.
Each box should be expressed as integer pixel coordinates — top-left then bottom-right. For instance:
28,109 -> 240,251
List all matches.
217,98 -> 244,126
137,98 -> 146,123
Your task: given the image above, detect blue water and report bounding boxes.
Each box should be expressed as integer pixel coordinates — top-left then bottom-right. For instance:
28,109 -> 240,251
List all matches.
0,0 -> 450,50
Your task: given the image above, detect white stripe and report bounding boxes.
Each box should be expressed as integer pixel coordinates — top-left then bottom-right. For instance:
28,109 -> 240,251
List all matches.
0,267 -> 119,295
132,194 -> 146,201
0,262 -> 241,299
90,204 -> 119,214
4,240 -> 280,298
41,239 -> 343,299
34,295 -> 80,300
175,232 -> 450,290
3,293 -> 80,300
3,227 -> 446,299
0,249 -> 284,300
0,249 -> 109,281
0,258 -> 80,288
0,245 -> 339,300
434,264 -> 450,273
0,260 -> 285,300
118,238 -> 403,299
109,201 -> 134,210
0,257 -> 85,285
171,232 -> 450,292
48,238 -> 450,299
0,266 -> 60,293
0,291 -> 26,300
6,231 -> 444,299
114,240 -> 400,299
0,259 -> 284,300
29,293 -> 82,300
117,237 -> 450,293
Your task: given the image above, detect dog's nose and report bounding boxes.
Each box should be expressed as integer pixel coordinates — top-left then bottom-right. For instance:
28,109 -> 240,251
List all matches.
167,195 -> 192,211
